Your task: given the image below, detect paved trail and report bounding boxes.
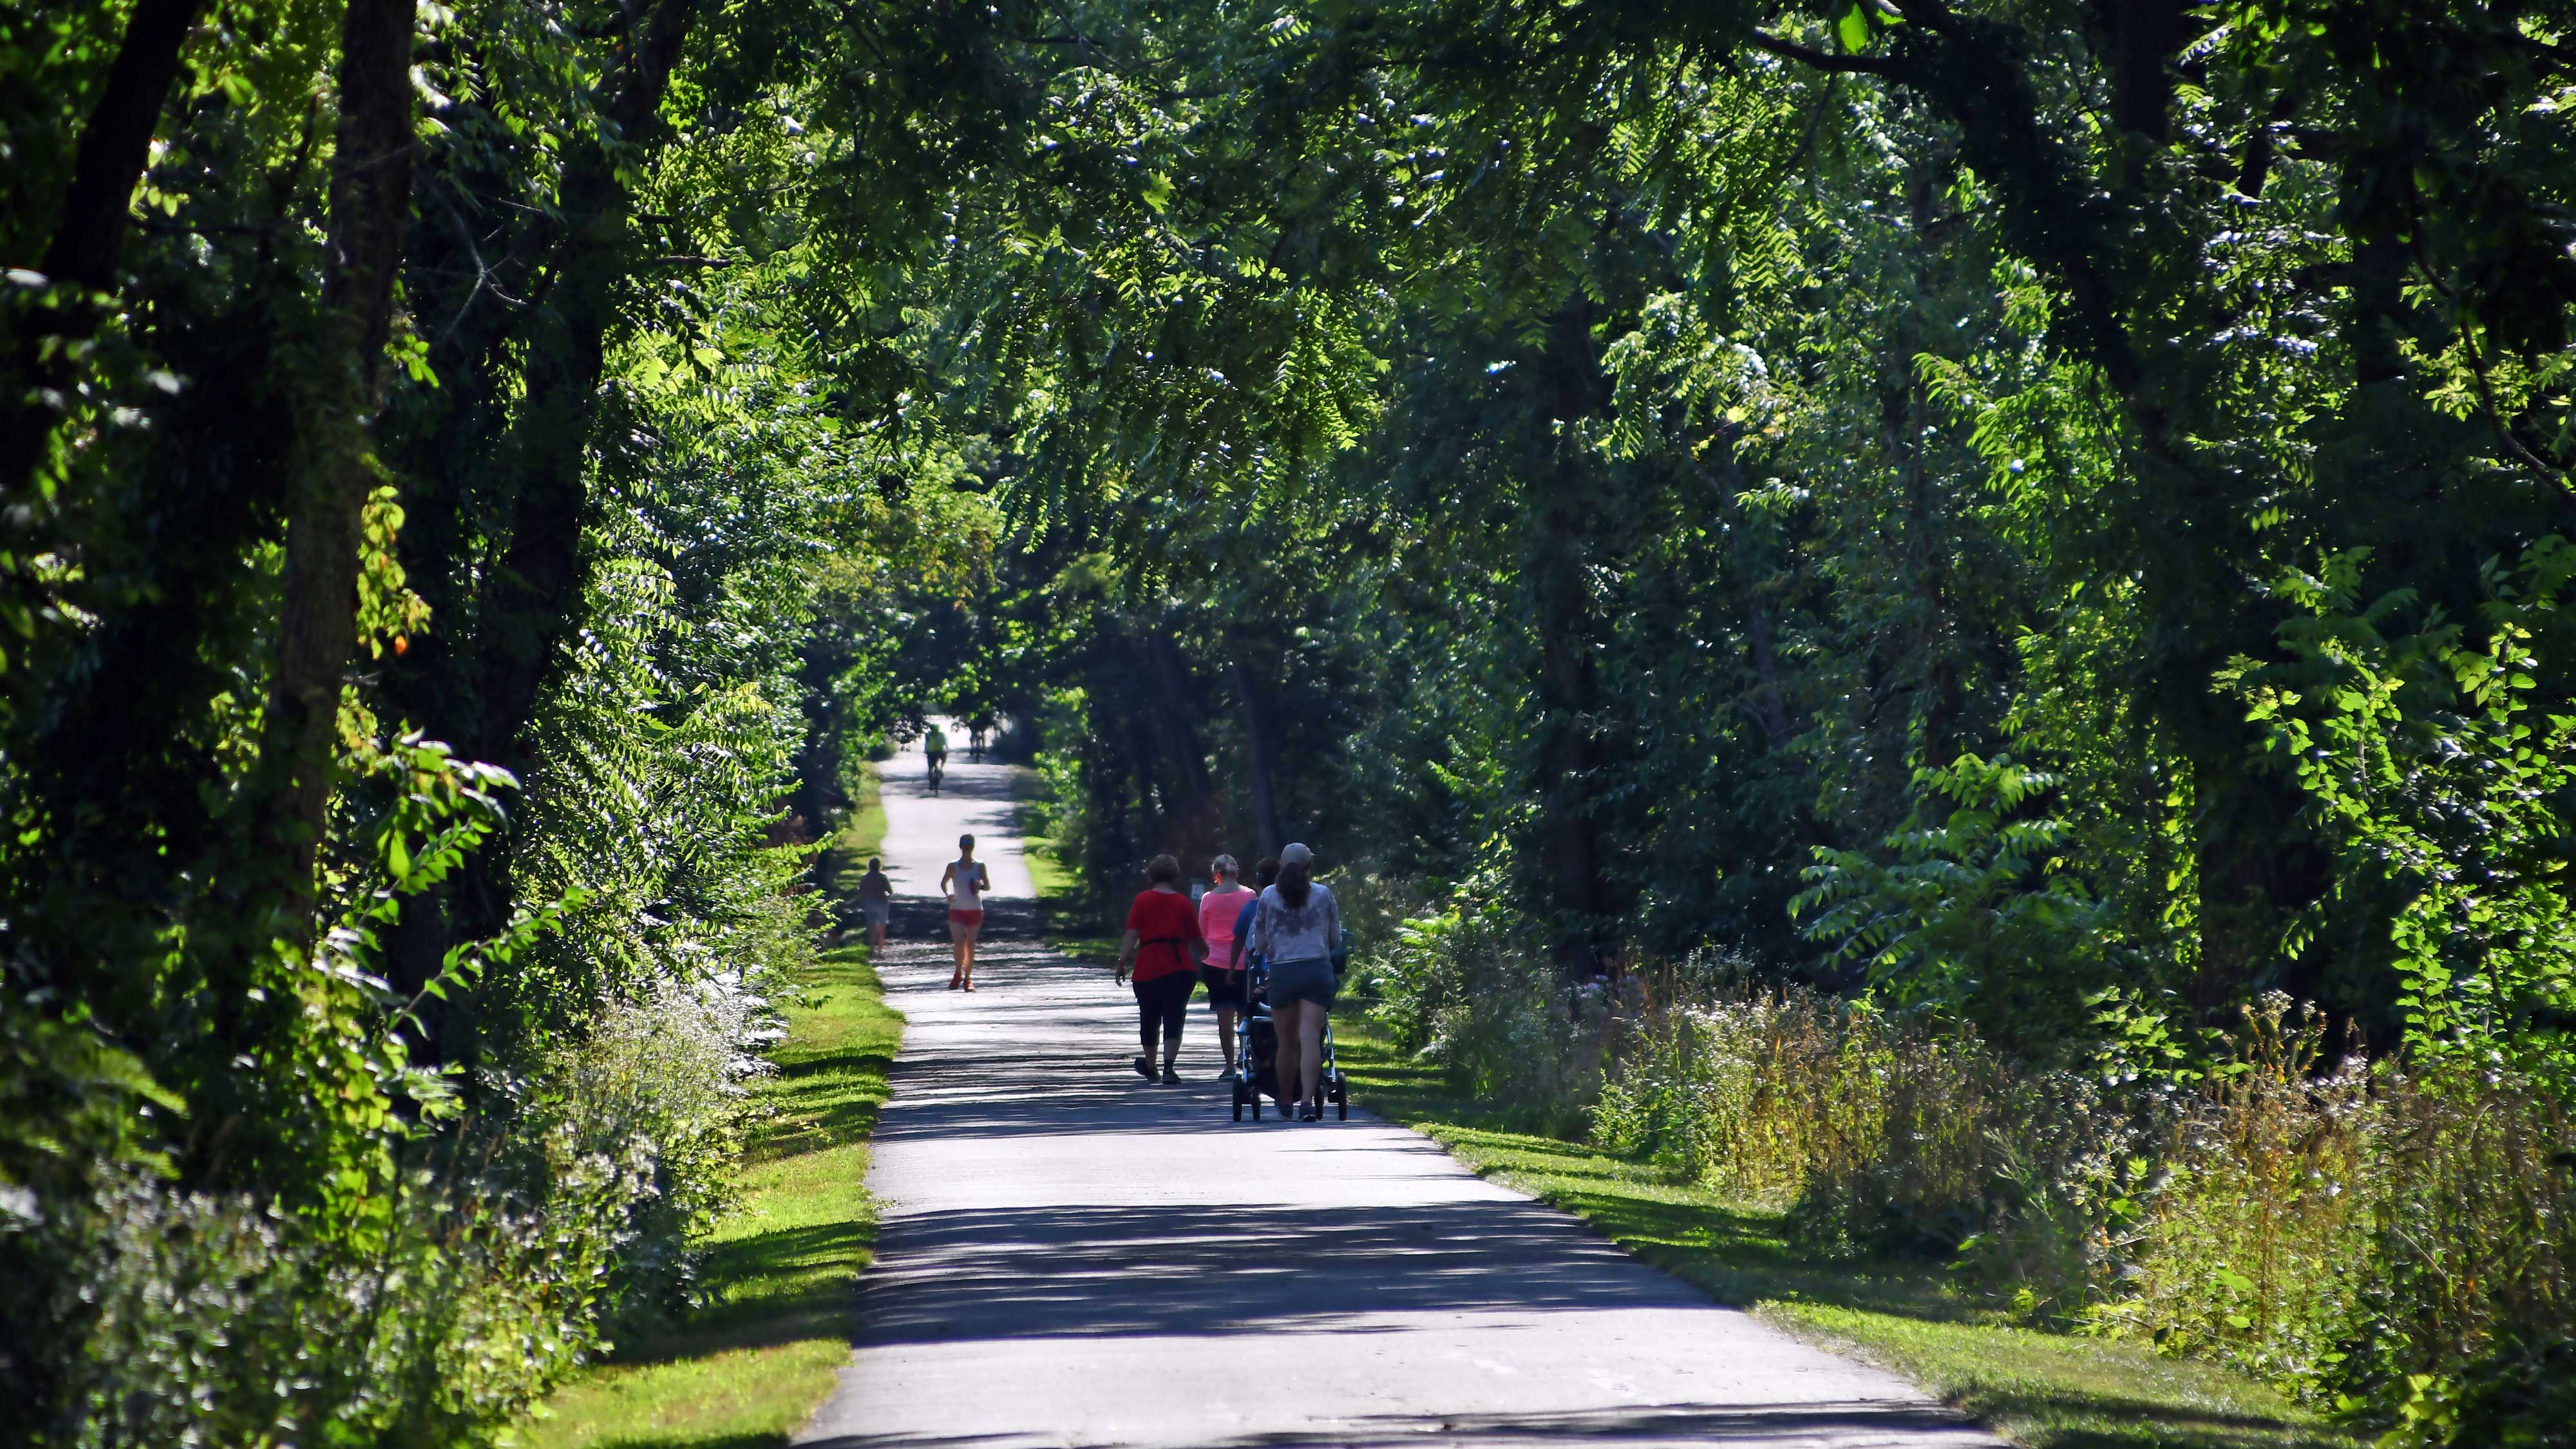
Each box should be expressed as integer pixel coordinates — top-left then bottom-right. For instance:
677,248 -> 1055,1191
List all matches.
801,730 -> 1995,1448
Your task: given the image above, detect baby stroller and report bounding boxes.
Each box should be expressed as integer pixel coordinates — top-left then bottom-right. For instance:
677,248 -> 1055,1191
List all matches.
1228,952 -> 1349,1122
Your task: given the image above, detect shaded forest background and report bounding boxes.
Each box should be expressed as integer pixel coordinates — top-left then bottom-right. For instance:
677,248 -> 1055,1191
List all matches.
3,0 -> 2574,1444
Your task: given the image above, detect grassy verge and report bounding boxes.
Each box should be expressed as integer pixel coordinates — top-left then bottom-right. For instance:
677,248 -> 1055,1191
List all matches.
1333,1025 -> 2355,1449
522,887 -> 901,1446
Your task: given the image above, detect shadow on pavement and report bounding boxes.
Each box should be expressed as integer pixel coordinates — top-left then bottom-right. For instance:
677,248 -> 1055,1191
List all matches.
855,1198 -> 1713,1347
801,1399 -> 1979,1447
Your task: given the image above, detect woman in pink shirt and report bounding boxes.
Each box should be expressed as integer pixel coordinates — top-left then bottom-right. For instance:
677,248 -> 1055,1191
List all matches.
1195,855 -> 1256,1081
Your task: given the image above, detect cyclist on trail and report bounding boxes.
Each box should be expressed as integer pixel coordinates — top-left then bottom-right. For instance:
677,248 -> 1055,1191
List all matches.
924,723 -> 949,793
969,713 -> 992,762
941,833 -> 990,990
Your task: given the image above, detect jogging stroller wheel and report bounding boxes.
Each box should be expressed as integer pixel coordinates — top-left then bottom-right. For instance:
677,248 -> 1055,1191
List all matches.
1251,1093 -> 1262,1121
1233,1097 -> 1244,1122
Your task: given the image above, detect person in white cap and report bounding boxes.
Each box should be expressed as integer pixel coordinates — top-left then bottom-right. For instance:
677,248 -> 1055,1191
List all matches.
1243,841 -> 1342,1121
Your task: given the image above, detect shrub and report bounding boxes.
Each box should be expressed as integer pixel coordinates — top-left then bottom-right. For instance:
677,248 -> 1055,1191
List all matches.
14,956 -> 781,1448
1354,896 -> 1615,1128
506,974 -> 773,1326
1587,978 -> 2137,1291
1399,932 -> 2575,1435
28,1157 -> 641,1449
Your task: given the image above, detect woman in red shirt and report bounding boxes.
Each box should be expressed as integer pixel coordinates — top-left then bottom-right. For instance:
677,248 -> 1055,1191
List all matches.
1117,855 -> 1208,1084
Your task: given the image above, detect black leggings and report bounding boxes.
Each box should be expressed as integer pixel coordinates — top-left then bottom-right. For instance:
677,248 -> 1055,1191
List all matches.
1133,972 -> 1193,1058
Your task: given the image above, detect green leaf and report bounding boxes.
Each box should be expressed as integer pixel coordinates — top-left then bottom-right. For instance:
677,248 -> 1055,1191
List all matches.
1837,3 -> 1871,53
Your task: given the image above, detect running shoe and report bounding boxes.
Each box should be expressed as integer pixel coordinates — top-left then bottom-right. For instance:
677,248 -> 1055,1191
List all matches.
1132,1056 -> 1154,1081
1298,1101 -> 1321,1122
1160,1065 -> 1182,1085
1218,1066 -> 1240,1082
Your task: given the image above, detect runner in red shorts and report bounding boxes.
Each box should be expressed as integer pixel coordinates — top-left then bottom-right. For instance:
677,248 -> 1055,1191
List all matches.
941,833 -> 991,990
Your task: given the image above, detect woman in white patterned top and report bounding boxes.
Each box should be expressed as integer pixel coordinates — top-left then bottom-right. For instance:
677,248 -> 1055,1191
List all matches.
1244,842 -> 1341,1121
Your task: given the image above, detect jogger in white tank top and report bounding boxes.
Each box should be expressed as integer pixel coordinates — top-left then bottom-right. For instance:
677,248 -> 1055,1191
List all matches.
940,833 -> 990,990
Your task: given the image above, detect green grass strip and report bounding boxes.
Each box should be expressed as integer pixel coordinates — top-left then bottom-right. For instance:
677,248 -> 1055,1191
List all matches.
522,773 -> 901,1449
1334,1027 -> 2356,1449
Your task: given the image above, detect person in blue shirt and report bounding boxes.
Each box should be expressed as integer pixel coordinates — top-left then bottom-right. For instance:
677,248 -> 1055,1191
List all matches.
1222,855 -> 1282,1091
1225,855 -> 1280,975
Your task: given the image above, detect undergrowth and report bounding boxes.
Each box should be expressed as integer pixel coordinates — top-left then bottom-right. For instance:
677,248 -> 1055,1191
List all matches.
1347,903 -> 2575,1444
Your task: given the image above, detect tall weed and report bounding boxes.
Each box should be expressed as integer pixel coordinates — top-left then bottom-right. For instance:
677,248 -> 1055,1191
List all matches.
1369,907 -> 2576,1436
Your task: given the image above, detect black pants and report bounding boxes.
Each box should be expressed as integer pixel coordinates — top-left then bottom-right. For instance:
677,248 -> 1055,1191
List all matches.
1133,972 -> 1193,1058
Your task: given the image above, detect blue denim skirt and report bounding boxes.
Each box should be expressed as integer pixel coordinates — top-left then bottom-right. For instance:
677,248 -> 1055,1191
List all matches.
1269,956 -> 1338,1009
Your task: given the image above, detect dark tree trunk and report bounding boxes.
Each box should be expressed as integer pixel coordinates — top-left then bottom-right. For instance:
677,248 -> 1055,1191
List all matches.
257,0 -> 421,919
1898,165 -> 1958,761
459,0 -> 696,795
1146,632 -> 1220,862
1230,647 -> 1287,859
1528,307 -> 1615,978
2107,0 -> 2184,146
1698,435 -> 1795,749
194,0 -> 418,1185
37,0 -> 208,287
1534,550 -> 1606,980
0,0 -> 211,504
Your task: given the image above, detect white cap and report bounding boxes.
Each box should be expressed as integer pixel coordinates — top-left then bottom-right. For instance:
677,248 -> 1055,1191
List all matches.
1281,842 -> 1314,866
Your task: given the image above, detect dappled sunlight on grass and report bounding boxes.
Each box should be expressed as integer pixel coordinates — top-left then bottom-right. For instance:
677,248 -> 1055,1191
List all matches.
1334,1020 -> 2354,1449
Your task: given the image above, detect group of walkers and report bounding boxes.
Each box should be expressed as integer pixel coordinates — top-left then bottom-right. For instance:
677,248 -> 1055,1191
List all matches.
849,782 -> 1343,1121
1116,844 -> 1341,1122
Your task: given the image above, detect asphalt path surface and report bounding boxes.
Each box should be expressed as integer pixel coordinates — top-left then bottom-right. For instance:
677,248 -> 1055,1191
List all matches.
800,730 -> 1996,1448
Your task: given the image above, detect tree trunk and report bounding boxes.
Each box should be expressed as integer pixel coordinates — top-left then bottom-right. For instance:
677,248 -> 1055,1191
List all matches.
258,0 -> 420,920
1230,647 -> 1286,859
1146,631 -> 1219,861
1533,526 -> 1605,979
195,0 -> 417,1185
1703,442 -> 1794,750
0,0 -> 211,504
2107,0 -> 2184,146
462,0 -> 697,786
1528,307 -> 1615,978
